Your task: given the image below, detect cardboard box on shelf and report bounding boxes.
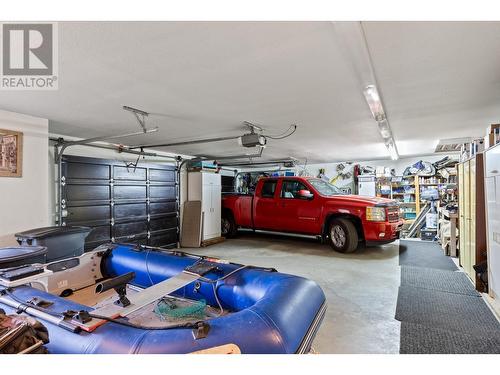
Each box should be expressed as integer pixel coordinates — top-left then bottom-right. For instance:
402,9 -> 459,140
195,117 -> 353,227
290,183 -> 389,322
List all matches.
486,123 -> 500,135
476,138 -> 485,153
485,133 -> 496,149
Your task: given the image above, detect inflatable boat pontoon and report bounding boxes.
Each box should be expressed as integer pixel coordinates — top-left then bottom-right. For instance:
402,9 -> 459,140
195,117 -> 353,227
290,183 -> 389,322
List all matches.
0,243 -> 326,354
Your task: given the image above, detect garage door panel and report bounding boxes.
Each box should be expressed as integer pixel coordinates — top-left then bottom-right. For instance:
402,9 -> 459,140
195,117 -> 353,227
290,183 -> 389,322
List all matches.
149,229 -> 178,247
86,225 -> 111,242
65,205 -> 111,223
150,215 -> 178,231
149,168 -> 176,182
113,166 -> 147,181
84,225 -> 112,249
114,185 -> 147,200
150,201 -> 177,215
65,162 -> 110,180
115,233 -> 148,245
66,185 -> 110,201
114,221 -> 148,238
114,203 -> 147,219
150,185 -> 176,199
61,155 -> 179,249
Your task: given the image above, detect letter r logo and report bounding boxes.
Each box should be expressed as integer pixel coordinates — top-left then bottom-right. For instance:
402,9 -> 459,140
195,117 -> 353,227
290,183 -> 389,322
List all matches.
2,24 -> 53,75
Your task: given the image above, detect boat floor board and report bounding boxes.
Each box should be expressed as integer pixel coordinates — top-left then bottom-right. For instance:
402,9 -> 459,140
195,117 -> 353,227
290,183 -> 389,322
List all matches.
66,284 -> 115,307
72,272 -> 202,331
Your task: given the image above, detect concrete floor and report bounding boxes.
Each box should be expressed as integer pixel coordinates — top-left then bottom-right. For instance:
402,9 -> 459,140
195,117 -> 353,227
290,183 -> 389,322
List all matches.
190,232 -> 401,354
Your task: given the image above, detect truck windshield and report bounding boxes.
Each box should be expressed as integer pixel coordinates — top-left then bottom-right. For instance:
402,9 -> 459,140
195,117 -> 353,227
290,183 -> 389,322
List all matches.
309,179 -> 344,196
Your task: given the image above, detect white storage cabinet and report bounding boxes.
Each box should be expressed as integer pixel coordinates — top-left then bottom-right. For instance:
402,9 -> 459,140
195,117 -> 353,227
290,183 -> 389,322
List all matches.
484,145 -> 500,300
187,172 -> 222,241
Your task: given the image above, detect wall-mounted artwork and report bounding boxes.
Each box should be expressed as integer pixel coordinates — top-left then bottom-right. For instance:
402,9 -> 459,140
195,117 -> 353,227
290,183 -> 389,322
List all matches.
0,129 -> 23,177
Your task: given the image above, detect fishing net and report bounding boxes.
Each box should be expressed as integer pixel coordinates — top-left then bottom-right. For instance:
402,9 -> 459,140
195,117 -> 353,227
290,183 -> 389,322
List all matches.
154,297 -> 207,320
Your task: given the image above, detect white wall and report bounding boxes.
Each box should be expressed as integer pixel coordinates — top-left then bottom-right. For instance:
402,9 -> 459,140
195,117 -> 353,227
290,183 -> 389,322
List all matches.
0,110 -> 49,240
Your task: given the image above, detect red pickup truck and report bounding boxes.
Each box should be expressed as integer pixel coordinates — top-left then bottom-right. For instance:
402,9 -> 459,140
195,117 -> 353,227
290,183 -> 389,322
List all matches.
221,176 -> 403,253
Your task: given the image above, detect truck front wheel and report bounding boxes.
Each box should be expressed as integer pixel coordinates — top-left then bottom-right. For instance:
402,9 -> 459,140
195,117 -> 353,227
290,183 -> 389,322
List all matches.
328,218 -> 359,253
221,212 -> 238,238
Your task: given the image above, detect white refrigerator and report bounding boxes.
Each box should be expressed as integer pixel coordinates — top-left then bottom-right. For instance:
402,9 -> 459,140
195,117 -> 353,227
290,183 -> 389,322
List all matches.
358,175 -> 376,197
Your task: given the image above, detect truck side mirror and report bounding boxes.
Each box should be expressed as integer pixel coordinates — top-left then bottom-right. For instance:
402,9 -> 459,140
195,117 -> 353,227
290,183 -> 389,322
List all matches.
298,190 -> 314,200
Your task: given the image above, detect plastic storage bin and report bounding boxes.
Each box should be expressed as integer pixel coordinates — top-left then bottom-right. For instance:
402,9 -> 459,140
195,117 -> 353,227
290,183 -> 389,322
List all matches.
15,226 -> 92,262
0,246 -> 47,269
421,229 -> 437,241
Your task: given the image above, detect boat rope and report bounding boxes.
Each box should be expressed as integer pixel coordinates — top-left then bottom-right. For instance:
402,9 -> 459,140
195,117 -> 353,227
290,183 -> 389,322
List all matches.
142,246 -> 249,317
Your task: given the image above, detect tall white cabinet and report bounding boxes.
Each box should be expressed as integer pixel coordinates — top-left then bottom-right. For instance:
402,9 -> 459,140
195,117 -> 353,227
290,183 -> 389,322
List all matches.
484,145 -> 500,301
187,171 -> 222,241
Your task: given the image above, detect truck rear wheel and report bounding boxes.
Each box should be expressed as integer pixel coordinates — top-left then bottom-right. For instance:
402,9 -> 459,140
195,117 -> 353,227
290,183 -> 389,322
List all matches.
221,211 -> 238,238
328,218 -> 358,253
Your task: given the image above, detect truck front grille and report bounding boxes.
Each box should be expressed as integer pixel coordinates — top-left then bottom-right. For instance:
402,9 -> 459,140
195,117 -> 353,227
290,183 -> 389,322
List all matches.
387,206 -> 400,222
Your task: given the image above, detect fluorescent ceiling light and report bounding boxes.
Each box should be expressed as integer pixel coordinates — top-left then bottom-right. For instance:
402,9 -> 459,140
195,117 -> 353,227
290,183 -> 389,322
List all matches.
363,84 -> 399,161
378,119 -> 392,139
333,23 -> 398,161
386,139 -> 399,161
363,85 -> 386,122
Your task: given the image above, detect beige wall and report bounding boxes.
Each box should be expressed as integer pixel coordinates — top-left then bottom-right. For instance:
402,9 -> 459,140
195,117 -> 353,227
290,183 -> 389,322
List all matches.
0,109 -> 49,240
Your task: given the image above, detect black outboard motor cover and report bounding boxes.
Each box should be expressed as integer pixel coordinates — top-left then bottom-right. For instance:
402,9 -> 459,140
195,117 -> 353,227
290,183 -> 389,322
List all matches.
15,226 -> 91,262
0,246 -> 47,269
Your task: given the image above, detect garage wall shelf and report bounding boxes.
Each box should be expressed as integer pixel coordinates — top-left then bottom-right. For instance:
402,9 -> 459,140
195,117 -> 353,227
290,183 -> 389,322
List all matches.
390,175 -> 421,225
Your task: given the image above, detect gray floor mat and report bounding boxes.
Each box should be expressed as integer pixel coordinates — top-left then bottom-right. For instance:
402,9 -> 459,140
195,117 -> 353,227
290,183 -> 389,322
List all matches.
399,240 -> 458,271
400,266 -> 480,297
395,286 -> 500,337
400,321 -> 500,354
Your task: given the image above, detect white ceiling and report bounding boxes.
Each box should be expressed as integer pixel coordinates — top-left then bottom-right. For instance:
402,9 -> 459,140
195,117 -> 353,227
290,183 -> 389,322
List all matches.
0,21 -> 499,162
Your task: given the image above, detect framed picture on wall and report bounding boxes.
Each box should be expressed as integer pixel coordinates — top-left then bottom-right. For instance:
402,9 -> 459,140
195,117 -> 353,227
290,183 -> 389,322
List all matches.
0,129 -> 23,178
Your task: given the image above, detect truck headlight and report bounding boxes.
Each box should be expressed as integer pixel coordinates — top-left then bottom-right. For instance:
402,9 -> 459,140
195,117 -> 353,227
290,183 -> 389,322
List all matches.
366,206 -> 386,222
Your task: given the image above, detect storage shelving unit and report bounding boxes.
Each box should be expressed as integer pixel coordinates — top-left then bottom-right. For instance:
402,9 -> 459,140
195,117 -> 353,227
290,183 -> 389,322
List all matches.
391,171 -> 458,239
376,176 -> 392,199
390,175 -> 420,227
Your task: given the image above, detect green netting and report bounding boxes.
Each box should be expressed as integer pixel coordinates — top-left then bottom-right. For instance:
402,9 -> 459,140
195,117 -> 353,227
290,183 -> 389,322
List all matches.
154,297 -> 207,320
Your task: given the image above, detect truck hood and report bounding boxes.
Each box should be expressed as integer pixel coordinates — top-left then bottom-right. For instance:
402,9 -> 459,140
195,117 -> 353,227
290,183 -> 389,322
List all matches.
328,195 -> 398,206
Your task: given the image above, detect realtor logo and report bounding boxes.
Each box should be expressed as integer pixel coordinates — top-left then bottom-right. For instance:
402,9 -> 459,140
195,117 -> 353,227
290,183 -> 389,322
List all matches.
1,23 -> 58,90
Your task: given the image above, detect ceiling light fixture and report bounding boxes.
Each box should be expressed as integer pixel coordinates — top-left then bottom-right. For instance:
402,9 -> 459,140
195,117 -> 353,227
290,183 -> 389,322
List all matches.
386,139 -> 399,161
362,84 -> 399,160
363,85 -> 386,122
333,22 -> 399,161
377,119 -> 392,139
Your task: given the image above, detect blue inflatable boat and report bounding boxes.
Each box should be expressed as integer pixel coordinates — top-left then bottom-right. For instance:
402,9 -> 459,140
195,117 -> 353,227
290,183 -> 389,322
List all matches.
0,244 -> 326,354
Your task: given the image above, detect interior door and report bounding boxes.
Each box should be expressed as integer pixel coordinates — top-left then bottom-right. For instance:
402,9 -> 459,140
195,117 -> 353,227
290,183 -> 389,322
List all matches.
458,163 -> 465,264
491,176 -> 500,298
201,174 -> 219,239
485,148 -> 500,299
469,158 -> 477,282
485,175 -> 498,294
276,180 -> 321,234
463,161 -> 471,279
210,183 -> 221,238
